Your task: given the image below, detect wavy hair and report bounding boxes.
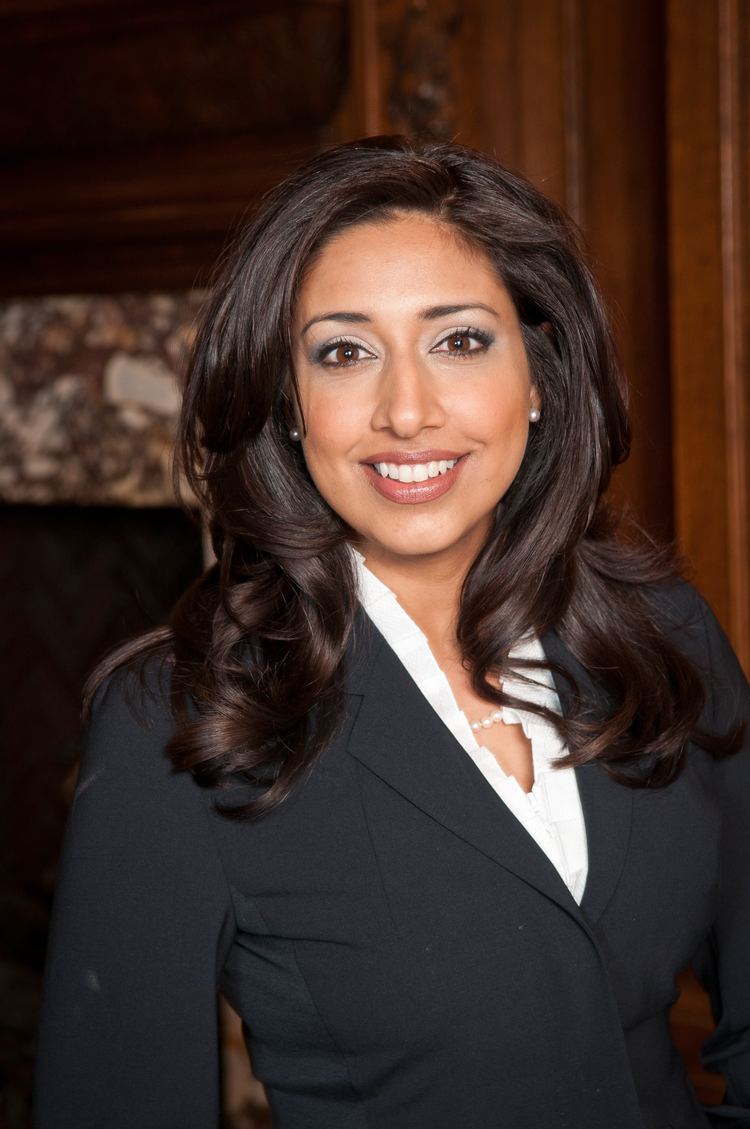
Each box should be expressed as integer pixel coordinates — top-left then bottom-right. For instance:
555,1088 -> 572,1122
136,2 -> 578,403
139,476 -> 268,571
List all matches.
86,135 -> 737,815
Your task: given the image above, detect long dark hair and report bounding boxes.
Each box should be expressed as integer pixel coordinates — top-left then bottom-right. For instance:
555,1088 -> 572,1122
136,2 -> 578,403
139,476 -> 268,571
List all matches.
86,135 -> 737,815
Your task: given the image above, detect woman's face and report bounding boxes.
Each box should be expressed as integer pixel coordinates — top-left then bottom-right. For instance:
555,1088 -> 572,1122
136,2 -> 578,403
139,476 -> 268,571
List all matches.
292,212 -> 539,575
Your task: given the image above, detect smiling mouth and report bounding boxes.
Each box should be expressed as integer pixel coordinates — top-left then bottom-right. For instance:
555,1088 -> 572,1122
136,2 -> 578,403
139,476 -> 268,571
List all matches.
370,458 -> 460,483
361,454 -> 467,505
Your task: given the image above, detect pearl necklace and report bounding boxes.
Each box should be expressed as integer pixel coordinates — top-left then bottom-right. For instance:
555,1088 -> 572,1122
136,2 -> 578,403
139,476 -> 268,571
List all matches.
468,673 -> 507,733
469,707 -> 505,733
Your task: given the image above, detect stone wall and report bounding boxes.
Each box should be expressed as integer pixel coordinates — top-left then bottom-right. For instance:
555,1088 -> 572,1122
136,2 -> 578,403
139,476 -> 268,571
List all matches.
0,292 -> 206,506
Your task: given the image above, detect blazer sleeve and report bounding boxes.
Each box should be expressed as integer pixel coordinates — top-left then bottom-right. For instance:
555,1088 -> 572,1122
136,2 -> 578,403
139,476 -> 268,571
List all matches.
685,598 -> 750,1127
33,665 -> 236,1129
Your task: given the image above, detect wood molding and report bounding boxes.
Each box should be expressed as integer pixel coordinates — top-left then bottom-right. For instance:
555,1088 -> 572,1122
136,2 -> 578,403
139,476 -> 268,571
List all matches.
561,0 -> 585,226
668,0 -> 750,664
718,0 -> 750,666
0,132 -> 324,295
0,1 -> 350,296
577,1 -> 672,540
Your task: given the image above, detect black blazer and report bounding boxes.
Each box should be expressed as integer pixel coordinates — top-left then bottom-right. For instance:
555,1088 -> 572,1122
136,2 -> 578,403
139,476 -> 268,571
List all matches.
34,584 -> 750,1129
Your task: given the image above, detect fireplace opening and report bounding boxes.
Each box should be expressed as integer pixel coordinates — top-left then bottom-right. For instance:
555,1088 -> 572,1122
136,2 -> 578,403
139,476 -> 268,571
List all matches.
1,502 -> 204,1125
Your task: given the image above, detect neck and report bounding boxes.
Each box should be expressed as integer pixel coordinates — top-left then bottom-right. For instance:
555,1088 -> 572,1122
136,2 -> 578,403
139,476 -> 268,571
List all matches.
357,544 -> 477,652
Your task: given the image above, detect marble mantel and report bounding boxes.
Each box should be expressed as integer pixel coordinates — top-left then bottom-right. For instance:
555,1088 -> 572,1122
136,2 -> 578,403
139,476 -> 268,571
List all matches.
0,292 -> 206,507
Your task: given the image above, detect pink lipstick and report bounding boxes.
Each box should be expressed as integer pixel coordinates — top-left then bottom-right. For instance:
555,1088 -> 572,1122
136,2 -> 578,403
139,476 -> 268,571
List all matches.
360,451 -> 467,505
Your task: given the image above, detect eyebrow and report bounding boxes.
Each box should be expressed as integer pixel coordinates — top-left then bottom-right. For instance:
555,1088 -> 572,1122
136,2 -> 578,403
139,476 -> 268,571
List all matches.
300,303 -> 499,336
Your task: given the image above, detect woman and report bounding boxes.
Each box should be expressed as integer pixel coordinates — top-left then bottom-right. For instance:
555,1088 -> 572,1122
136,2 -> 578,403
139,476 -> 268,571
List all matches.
34,137 -> 749,1129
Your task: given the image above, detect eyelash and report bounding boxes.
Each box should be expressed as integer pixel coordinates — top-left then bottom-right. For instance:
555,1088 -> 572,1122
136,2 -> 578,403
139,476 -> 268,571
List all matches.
314,336 -> 371,368
433,327 -> 494,358
314,327 -> 494,368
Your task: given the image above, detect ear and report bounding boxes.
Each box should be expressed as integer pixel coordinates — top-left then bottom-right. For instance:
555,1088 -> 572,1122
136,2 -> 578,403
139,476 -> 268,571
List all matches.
281,375 -> 307,438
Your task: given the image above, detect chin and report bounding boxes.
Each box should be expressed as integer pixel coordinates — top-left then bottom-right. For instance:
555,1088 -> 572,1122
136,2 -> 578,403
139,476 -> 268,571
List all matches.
360,527 -> 487,564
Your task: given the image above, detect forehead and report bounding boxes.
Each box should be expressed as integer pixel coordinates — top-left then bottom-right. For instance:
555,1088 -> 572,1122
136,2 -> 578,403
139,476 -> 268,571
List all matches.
296,212 -> 507,312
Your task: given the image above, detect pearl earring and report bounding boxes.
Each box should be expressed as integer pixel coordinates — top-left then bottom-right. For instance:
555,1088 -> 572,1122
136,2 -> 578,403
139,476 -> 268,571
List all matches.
288,427 -> 301,441
529,407 -> 541,423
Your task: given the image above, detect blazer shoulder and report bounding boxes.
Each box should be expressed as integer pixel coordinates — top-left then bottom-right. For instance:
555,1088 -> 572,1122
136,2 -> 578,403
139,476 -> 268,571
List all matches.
644,578 -> 721,657
643,576 -> 708,627
636,579 -> 748,737
82,651 -> 180,790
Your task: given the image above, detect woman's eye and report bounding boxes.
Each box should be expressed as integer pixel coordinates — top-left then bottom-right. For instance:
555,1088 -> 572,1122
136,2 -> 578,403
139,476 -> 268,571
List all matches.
317,340 -> 372,367
432,328 -> 493,358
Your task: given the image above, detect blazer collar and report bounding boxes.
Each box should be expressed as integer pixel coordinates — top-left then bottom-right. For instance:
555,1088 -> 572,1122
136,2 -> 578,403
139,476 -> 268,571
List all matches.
345,613 -> 632,928
541,630 -> 633,923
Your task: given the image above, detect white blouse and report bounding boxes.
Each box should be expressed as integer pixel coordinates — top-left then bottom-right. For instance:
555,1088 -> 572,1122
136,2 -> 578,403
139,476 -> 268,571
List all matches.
354,551 -> 589,905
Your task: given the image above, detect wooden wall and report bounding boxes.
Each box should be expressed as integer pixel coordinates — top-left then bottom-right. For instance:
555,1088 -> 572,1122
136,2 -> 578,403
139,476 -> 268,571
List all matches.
667,0 -> 750,666
0,0 -> 351,293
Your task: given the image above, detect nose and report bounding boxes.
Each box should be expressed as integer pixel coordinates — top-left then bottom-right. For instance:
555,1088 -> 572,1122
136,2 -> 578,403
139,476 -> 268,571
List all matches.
370,352 -> 446,437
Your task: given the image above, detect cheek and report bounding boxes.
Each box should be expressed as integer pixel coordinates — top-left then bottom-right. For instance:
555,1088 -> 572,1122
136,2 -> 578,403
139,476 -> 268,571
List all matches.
302,392 -> 365,464
457,386 -> 529,445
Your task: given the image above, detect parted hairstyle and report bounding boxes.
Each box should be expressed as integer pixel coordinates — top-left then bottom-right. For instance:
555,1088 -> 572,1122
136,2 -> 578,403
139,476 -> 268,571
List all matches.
86,135 -> 737,816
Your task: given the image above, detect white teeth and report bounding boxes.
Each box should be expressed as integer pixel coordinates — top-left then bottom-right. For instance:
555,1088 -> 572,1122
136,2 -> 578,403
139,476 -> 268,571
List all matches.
373,458 -> 458,480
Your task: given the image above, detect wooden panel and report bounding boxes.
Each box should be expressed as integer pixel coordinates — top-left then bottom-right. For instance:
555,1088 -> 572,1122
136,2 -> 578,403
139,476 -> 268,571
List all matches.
467,0 -> 570,212
365,0 -> 464,138
578,1 -> 673,540
668,0 -> 750,664
0,1 -> 347,155
0,1 -> 350,296
0,132 -> 324,294
669,970 -> 726,1106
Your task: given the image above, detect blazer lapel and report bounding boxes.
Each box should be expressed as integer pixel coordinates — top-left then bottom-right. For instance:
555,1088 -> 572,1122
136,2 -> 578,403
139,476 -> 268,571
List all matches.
345,616 -> 591,928
542,630 -> 633,924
